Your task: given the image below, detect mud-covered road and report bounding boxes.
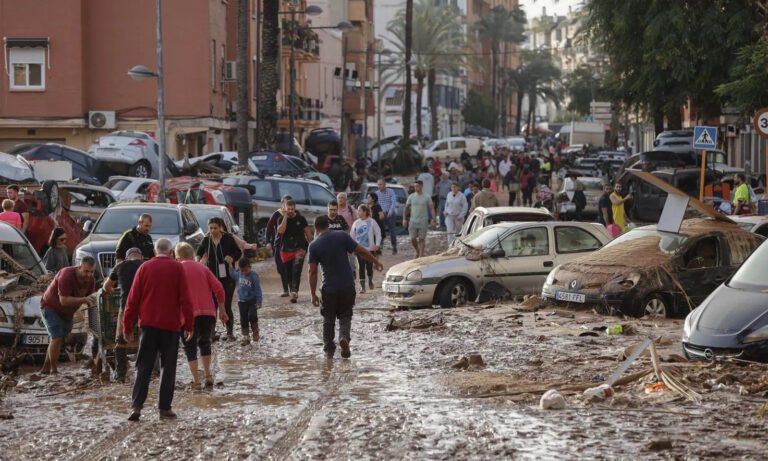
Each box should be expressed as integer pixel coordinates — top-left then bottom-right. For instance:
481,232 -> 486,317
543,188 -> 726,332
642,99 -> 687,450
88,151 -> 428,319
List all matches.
1,232 -> 767,460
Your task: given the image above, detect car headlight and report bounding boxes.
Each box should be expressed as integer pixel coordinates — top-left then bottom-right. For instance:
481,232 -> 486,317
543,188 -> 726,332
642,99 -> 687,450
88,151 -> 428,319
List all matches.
73,249 -> 91,265
614,273 -> 640,289
744,325 -> 768,344
682,311 -> 694,338
405,270 -> 422,282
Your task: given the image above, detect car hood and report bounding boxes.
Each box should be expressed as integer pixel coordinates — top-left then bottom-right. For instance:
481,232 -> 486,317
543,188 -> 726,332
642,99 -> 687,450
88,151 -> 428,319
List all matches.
0,153 -> 35,182
387,248 -> 473,278
690,284 -> 768,335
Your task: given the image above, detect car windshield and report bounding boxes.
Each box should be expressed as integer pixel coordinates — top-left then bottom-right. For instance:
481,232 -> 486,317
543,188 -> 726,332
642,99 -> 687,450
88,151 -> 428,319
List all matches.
728,240 -> 768,290
461,226 -> 507,250
105,179 -> 130,191
94,208 -> 180,235
191,209 -> 224,231
604,229 -> 689,253
0,241 -> 44,280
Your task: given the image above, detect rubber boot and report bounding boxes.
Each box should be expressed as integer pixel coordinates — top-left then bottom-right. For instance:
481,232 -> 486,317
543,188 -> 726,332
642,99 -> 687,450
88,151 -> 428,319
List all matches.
250,321 -> 260,342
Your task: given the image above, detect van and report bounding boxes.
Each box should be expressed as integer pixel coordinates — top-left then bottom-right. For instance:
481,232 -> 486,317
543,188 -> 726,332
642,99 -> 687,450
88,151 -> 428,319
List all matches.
423,137 -> 481,161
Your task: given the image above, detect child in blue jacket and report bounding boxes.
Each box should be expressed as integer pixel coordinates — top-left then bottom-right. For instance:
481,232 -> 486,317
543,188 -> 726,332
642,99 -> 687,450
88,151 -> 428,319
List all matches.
229,257 -> 263,345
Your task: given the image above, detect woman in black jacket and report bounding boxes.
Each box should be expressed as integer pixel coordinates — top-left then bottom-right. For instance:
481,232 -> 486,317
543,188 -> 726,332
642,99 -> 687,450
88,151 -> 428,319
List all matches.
197,217 -> 242,340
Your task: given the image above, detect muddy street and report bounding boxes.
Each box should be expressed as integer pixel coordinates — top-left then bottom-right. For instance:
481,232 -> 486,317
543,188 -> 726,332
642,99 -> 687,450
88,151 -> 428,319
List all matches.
1,233 -> 767,460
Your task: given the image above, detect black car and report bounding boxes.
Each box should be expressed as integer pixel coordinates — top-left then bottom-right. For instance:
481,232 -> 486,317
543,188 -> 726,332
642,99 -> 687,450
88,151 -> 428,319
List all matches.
10,143 -> 104,184
304,127 -> 341,162
683,240 -> 768,362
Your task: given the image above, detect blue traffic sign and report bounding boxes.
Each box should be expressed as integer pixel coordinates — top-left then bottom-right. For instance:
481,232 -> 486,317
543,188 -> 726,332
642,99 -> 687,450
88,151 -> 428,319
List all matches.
693,126 -> 717,150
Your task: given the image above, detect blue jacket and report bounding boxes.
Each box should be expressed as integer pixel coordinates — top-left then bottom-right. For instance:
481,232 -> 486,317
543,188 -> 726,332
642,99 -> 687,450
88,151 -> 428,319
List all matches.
229,268 -> 263,304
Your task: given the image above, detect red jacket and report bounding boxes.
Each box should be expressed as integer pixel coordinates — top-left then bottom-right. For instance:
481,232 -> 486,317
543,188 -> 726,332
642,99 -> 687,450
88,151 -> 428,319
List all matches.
123,255 -> 194,334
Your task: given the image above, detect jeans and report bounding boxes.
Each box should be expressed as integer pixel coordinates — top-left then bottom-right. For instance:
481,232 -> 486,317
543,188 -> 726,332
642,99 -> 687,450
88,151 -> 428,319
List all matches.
215,278 -> 236,335
274,241 -> 289,294
508,191 -> 517,207
181,316 -> 215,362
283,251 -> 306,293
445,215 -> 464,246
383,214 -> 398,251
321,286 -> 356,355
438,198 -> 447,228
132,327 -> 179,411
357,255 -> 373,284
237,301 -> 259,332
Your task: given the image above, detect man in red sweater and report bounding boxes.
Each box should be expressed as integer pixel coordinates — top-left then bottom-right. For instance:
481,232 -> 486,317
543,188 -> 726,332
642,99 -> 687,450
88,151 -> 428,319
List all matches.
123,238 -> 194,421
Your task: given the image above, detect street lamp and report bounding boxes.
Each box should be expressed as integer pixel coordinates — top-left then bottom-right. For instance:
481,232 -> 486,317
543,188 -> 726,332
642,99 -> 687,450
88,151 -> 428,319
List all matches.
127,0 -> 167,202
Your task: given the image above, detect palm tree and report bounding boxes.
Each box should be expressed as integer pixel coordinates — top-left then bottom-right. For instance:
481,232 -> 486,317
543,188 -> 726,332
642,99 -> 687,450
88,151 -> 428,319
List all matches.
475,6 -> 526,134
506,51 -> 562,135
403,0 -> 414,141
257,0 -> 279,148
385,0 -> 464,140
236,0 -> 249,165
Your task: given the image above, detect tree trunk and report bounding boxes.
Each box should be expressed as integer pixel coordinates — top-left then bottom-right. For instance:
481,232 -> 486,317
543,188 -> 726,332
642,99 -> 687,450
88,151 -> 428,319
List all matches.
403,0 -> 414,141
415,71 -> 424,140
515,85 -> 524,135
499,77 -> 507,137
666,107 -> 682,130
653,106 -> 665,136
257,0 -> 279,148
236,0 -> 250,165
428,68 -> 438,140
528,89 -> 537,135
491,43 -> 498,134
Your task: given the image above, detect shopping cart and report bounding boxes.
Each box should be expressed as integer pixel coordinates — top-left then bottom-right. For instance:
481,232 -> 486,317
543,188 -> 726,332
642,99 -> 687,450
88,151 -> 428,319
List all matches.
87,288 -> 138,380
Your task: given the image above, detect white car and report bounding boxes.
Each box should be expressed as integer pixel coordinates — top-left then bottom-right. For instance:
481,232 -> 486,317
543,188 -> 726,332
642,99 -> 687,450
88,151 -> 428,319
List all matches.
187,204 -> 244,240
88,131 -> 177,179
424,137 -> 481,161
0,152 -> 35,182
174,151 -> 240,171
103,176 -> 157,201
732,216 -> 768,237
0,221 -> 87,355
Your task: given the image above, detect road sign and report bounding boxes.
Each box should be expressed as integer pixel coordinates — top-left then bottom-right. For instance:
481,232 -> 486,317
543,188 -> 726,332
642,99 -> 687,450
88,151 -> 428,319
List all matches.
693,126 -> 717,150
753,107 -> 768,139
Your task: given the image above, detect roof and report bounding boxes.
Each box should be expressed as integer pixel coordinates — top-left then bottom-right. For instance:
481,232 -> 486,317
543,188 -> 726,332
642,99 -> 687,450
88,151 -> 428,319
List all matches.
474,206 -> 552,216
107,202 -> 183,210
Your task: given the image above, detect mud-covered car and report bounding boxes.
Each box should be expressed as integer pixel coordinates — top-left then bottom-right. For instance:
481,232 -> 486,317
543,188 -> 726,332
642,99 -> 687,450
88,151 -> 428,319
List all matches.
682,240 -> 768,362
0,221 -> 87,356
542,219 -> 764,318
384,221 -> 612,308
452,206 -> 554,245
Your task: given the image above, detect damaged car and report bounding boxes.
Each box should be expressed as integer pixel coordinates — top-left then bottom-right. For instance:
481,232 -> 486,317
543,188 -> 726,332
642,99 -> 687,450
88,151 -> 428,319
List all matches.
542,219 -> 764,318
682,240 -> 768,362
0,221 -> 87,357
452,206 -> 554,245
384,221 -> 612,308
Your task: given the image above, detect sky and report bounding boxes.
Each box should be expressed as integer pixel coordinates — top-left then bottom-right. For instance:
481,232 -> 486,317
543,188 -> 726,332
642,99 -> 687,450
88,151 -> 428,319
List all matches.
519,0 -> 584,18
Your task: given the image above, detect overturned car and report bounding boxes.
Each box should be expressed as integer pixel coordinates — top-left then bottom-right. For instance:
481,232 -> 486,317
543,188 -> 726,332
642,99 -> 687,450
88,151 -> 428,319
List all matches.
0,222 -> 87,359
542,219 -> 763,318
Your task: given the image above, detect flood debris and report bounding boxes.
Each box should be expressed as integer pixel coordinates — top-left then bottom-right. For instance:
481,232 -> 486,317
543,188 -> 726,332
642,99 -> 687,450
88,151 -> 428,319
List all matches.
385,312 -> 445,331
539,389 -> 566,410
583,384 -> 614,402
451,354 -> 485,370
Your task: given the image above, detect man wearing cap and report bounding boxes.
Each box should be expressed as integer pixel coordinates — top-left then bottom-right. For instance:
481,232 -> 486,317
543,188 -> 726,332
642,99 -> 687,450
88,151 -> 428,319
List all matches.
103,247 -> 145,382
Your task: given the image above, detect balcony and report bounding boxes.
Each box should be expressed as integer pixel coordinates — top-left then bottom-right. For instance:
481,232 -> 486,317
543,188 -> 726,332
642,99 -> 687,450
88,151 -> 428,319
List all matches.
279,96 -> 324,122
281,21 -> 320,61
348,0 -> 368,23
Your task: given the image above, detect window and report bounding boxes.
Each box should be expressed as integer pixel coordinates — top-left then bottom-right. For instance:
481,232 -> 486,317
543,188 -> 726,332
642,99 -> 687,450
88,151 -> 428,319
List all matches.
248,180 -> 274,201
501,227 -> 549,257
9,47 -> 45,90
278,181 -> 308,205
433,142 -> 447,152
555,226 -> 602,253
452,140 -> 466,149
308,184 -> 335,207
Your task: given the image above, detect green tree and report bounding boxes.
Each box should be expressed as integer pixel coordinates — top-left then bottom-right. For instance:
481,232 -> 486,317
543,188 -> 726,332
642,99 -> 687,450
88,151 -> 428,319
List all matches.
462,90 -> 497,131
257,0 -> 279,148
475,5 -> 526,134
564,66 -> 606,116
505,51 -> 561,134
716,40 -> 768,115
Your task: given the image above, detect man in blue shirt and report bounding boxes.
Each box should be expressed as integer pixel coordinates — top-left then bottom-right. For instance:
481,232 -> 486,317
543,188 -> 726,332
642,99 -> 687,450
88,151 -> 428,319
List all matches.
308,216 -> 383,359
375,179 -> 398,254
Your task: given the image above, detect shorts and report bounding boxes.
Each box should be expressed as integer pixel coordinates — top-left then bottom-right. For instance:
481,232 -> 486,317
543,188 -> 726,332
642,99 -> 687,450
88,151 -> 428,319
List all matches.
408,223 -> 428,240
41,307 -> 73,339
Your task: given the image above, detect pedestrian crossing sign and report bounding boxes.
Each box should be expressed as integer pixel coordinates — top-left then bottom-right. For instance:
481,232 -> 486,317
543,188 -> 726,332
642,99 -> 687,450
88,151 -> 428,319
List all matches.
693,126 -> 717,150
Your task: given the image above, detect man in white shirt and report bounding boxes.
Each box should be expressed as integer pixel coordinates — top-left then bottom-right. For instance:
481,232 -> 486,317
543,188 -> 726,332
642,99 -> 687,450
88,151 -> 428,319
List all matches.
416,166 -> 435,198
443,182 -> 468,246
498,155 -> 512,191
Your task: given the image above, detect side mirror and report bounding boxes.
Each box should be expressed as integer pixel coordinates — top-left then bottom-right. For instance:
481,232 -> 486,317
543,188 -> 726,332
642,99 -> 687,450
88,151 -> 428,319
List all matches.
83,220 -> 94,234
184,222 -> 198,235
232,224 -> 241,235
489,248 -> 505,258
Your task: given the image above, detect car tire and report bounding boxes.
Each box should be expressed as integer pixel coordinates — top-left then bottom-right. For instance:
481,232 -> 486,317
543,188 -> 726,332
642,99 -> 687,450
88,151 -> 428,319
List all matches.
640,293 -> 669,318
129,161 -> 152,179
438,278 -> 470,309
255,219 -> 269,247
41,180 -> 59,212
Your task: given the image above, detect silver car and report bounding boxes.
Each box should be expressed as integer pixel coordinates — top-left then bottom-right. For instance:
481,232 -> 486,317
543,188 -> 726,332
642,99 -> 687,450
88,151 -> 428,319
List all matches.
88,130 -> 177,179
383,221 -> 612,308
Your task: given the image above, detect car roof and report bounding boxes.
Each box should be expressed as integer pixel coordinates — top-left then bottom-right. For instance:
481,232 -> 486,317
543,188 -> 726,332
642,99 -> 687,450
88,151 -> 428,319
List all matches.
474,206 -> 552,216
106,202 -> 184,210
186,204 -> 227,211
224,173 -> 328,188
0,221 -> 27,243
485,221 -> 596,231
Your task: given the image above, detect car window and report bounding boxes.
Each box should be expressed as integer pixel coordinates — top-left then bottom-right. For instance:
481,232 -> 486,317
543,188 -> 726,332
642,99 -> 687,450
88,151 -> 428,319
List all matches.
469,215 -> 483,234
248,180 -> 275,201
0,241 -> 44,279
393,187 -> 407,203
277,181 -> 308,205
182,209 -> 200,232
106,179 -> 130,191
555,226 -> 602,253
136,182 -> 151,194
462,214 -> 478,236
433,142 -> 447,152
682,236 -> 719,269
501,227 -> 549,257
94,208 -> 180,235
61,148 -> 87,168
308,184 -> 335,207
67,188 -> 114,208
452,140 -> 466,149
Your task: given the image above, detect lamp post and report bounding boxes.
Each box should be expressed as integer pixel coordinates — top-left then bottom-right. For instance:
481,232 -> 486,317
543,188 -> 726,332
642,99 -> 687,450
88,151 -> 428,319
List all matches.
128,0 -> 166,202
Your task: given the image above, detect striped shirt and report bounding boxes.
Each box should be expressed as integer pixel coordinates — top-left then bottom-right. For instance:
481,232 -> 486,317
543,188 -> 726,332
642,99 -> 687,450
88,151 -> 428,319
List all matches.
376,188 -> 397,214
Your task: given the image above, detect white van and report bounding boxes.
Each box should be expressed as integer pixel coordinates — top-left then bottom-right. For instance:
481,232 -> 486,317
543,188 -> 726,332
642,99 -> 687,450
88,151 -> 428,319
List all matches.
423,137 -> 481,161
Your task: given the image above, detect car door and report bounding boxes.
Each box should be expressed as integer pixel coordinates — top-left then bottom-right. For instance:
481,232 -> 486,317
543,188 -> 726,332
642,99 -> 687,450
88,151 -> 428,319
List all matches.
450,139 -> 467,158
675,236 -> 728,308
553,226 -> 604,266
307,183 -> 335,218
181,208 -> 204,248
488,226 -> 553,295
248,179 -> 279,217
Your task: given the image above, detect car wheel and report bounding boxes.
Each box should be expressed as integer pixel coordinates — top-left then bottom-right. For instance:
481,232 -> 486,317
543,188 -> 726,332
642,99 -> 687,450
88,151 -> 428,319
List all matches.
438,278 -> 470,309
255,220 -> 269,247
129,161 -> 151,178
641,294 -> 668,318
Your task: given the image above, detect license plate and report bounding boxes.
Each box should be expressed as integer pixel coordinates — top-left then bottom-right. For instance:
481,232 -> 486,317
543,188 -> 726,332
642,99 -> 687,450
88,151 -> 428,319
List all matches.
383,283 -> 400,293
22,334 -> 50,345
555,291 -> 586,303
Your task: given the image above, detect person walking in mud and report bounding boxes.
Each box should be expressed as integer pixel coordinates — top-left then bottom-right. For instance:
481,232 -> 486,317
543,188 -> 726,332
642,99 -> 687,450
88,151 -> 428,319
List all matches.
277,199 -> 313,303
38,257 -> 97,375
175,242 -> 227,388
123,238 -> 194,421
404,180 -> 436,258
375,179 -> 398,255
102,247 -> 145,382
326,199 -> 349,232
350,204 -> 381,293
308,216 -> 383,359
470,178 -> 499,211
229,256 -> 263,345
266,195 -> 293,297
444,182 -> 468,246
115,214 -> 154,262
197,217 -> 241,340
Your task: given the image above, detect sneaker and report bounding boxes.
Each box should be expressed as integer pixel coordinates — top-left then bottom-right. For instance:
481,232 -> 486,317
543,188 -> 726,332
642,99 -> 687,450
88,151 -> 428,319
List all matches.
159,409 -> 177,419
290,293 -> 298,303
339,338 -> 351,359
368,280 -> 374,290
128,407 -> 141,421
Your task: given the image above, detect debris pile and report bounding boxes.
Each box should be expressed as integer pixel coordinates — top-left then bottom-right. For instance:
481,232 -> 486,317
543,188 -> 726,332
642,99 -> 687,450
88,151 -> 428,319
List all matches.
385,312 -> 446,331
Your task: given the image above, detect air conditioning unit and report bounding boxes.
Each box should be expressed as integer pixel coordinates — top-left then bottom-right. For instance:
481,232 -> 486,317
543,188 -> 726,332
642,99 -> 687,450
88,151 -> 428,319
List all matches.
224,61 -> 237,81
88,111 -> 116,129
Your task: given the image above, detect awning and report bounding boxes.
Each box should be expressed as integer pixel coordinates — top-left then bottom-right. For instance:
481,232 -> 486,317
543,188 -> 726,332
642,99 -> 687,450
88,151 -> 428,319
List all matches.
172,127 -> 208,136
4,37 -> 49,48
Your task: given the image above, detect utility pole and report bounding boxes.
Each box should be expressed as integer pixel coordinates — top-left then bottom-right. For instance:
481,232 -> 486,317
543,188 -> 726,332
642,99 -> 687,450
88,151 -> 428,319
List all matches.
236,0 -> 249,166
155,0 -> 166,202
